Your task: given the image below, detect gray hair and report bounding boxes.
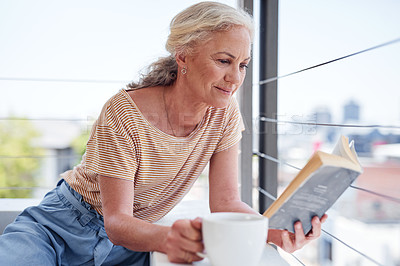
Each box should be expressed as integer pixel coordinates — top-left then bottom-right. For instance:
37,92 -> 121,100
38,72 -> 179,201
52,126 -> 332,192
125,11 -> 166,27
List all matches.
127,1 -> 254,90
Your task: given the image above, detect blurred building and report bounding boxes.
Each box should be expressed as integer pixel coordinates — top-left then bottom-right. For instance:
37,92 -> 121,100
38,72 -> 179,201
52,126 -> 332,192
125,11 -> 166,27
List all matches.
343,100 -> 360,123
314,107 -> 332,124
32,120 -> 85,198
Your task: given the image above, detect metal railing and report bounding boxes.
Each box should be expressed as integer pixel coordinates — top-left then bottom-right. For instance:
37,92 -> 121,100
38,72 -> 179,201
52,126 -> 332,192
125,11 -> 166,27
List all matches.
254,37 -> 400,266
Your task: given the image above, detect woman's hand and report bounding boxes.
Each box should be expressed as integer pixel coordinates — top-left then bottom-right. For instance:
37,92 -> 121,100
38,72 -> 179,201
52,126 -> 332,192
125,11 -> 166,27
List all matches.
165,217 -> 204,264
267,214 -> 328,253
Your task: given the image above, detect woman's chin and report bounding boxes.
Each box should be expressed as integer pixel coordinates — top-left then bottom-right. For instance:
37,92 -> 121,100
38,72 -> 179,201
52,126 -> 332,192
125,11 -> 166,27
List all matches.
210,98 -> 231,109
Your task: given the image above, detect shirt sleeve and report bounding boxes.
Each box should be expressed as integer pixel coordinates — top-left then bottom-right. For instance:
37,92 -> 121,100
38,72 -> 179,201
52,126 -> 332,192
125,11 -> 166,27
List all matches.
84,99 -> 137,181
213,97 -> 245,154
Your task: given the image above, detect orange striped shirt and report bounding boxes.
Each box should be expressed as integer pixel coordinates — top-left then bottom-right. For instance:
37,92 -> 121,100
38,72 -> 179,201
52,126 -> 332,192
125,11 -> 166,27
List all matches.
62,89 -> 243,222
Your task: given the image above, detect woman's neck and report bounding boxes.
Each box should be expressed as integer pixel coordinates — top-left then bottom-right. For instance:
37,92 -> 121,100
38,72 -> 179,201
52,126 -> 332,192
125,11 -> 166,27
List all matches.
164,84 -> 209,137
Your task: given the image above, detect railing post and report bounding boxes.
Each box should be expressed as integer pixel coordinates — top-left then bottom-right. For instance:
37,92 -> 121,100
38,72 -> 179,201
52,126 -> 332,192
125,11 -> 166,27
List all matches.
237,0 -> 254,207
258,0 -> 278,212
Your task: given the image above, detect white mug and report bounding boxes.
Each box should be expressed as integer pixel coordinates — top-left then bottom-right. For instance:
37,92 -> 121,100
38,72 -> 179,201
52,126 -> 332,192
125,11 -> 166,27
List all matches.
198,212 -> 268,266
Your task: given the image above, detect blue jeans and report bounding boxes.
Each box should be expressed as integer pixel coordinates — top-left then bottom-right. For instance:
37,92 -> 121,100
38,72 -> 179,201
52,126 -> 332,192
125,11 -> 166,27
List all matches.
0,180 -> 149,266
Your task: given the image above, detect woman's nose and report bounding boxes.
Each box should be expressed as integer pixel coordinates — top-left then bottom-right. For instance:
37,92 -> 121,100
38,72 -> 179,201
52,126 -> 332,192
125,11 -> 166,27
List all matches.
224,67 -> 241,85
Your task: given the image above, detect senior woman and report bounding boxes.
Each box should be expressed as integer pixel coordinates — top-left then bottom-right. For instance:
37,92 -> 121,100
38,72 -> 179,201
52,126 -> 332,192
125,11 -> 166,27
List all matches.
0,2 -> 326,265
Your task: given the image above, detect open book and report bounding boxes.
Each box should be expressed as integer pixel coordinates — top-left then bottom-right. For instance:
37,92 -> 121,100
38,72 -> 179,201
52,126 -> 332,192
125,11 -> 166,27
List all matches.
263,136 -> 363,234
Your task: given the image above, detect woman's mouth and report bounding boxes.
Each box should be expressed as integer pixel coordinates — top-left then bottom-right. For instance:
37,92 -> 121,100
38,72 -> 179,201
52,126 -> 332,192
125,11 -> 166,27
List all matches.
215,86 -> 232,95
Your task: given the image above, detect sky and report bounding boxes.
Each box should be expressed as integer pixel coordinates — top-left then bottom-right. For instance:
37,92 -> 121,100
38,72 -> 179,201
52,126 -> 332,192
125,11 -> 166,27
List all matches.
0,0 -> 399,128
276,0 -> 400,126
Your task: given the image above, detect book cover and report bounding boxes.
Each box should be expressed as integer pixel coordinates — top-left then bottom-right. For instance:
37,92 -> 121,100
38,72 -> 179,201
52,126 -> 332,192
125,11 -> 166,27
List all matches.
263,136 -> 362,234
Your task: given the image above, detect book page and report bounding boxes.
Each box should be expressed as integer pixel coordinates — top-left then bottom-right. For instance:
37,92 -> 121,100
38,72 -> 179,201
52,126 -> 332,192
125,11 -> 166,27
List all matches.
332,136 -> 359,165
332,136 -> 347,157
331,139 -> 343,157
349,140 -> 362,169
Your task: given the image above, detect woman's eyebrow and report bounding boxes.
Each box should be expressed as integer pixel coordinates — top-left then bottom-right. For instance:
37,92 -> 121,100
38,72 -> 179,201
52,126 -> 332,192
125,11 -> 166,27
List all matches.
214,51 -> 251,61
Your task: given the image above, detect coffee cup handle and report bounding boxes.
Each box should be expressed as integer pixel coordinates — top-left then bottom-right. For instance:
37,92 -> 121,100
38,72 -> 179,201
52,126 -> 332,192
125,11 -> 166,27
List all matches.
196,251 -> 207,259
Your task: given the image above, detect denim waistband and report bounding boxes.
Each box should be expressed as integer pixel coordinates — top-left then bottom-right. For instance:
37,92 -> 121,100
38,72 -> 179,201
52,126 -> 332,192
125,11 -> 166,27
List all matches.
59,180 -> 104,227
58,180 -> 114,266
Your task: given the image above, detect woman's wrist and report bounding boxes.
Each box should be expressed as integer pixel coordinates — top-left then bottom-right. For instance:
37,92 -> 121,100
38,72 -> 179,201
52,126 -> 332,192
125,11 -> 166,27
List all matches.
153,225 -> 171,254
267,229 -> 283,246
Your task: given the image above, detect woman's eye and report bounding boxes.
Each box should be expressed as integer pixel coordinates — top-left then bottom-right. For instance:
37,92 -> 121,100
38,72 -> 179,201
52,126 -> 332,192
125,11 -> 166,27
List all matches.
240,64 -> 248,69
218,59 -> 230,64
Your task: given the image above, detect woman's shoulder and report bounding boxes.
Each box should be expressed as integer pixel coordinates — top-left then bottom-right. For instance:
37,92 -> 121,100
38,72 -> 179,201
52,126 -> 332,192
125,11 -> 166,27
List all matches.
126,86 -> 160,100
125,86 -> 162,108
124,87 -> 164,118
95,89 -> 141,125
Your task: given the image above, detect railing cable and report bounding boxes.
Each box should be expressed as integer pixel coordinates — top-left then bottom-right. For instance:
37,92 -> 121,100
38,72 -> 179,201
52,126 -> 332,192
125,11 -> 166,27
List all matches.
0,186 -> 55,190
288,253 -> 305,266
0,117 -> 92,122
257,37 -> 400,85
3,38 -> 398,87
257,187 -> 384,266
0,155 -> 80,159
257,186 -> 279,202
321,229 -> 384,266
349,185 -> 400,204
259,117 -> 400,130
254,151 -> 400,203
254,151 -> 301,170
0,77 -> 129,84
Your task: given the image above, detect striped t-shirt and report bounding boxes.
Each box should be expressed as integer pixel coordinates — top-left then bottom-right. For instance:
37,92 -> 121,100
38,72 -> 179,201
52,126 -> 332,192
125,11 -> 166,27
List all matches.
62,89 -> 243,223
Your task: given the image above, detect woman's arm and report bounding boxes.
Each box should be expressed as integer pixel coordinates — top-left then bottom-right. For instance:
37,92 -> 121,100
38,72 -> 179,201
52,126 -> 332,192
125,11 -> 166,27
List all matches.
99,175 -> 203,263
100,175 -> 168,252
208,143 -> 255,213
208,143 -> 327,253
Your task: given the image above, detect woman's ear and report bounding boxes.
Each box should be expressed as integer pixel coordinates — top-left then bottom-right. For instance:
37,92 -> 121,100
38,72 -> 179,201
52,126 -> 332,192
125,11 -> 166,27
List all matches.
175,52 -> 187,68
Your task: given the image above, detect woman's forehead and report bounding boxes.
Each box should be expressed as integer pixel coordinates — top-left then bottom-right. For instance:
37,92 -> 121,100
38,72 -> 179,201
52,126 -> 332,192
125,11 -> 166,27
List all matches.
197,28 -> 251,58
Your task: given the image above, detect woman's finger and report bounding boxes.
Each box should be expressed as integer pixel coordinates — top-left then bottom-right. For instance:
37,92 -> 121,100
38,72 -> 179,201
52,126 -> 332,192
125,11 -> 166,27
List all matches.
169,219 -> 204,253
167,220 -> 205,263
306,216 -> 322,239
281,230 -> 297,253
293,221 -> 306,246
190,217 -> 203,231
173,219 -> 202,241
320,214 -> 328,223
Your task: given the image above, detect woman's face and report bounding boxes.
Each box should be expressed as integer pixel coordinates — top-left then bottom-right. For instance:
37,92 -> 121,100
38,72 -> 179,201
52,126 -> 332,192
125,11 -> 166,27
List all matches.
183,26 -> 251,108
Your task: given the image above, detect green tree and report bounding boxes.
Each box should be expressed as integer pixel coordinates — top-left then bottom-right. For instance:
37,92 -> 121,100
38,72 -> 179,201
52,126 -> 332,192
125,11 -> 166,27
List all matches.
0,118 -> 42,198
70,129 -> 90,165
